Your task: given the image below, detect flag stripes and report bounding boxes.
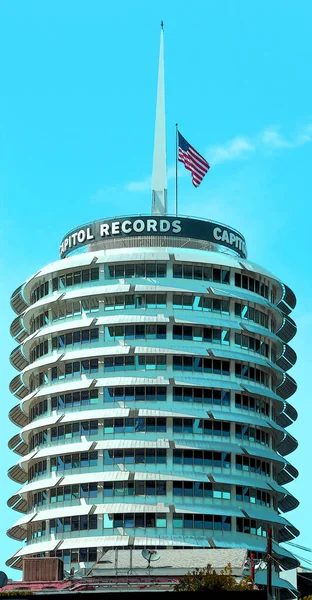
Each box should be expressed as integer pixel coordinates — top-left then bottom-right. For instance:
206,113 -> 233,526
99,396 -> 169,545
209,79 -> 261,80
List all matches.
178,132 -> 210,187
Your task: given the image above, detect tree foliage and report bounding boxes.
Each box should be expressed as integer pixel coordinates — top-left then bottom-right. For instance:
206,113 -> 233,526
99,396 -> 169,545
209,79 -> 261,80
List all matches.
173,562 -> 256,592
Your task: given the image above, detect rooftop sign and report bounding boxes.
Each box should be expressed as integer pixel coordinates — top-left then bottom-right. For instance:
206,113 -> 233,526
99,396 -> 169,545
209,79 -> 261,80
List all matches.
59,216 -> 247,259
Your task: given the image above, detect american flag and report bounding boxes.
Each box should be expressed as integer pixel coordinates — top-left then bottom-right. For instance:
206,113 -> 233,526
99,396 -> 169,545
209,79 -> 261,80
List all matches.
178,131 -> 210,187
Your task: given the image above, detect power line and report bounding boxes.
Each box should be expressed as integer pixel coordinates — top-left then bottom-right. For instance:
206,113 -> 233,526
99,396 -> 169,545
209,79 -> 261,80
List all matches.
285,541 -> 312,553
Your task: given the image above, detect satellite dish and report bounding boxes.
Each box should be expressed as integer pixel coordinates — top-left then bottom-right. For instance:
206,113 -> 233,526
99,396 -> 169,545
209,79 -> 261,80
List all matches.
141,549 -> 160,568
0,572 -> 8,588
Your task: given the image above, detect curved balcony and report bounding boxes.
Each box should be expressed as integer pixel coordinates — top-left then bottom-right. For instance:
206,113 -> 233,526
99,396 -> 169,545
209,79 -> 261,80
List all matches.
9,374 -> 29,400
275,314 -> 297,343
276,373 -> 297,400
8,434 -> 28,456
277,462 -> 298,485
8,463 -> 28,484
276,401 -> 297,428
276,431 -> 298,457
10,316 -> 28,344
9,404 -> 28,428
11,284 -> 28,316
277,283 -> 296,315
10,345 -> 29,372
276,344 -> 297,372
7,494 -> 28,514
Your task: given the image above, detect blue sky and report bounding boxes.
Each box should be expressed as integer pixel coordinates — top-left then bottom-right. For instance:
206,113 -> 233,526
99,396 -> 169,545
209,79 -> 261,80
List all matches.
0,0 -> 311,577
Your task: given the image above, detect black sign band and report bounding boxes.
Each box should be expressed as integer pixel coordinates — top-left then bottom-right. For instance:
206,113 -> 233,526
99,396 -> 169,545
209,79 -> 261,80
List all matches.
59,216 -> 247,259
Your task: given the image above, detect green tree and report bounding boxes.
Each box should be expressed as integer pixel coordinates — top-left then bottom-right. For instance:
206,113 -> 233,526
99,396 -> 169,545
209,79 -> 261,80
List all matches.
173,562 -> 256,592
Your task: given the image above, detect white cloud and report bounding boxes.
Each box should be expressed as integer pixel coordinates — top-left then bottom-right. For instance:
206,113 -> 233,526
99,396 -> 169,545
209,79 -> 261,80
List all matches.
125,177 -> 151,192
207,136 -> 255,165
102,122 -> 312,194
262,128 -> 291,148
262,124 -> 312,149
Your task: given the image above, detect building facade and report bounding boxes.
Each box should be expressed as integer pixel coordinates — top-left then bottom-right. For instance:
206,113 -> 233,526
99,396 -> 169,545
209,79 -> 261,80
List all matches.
7,215 -> 299,577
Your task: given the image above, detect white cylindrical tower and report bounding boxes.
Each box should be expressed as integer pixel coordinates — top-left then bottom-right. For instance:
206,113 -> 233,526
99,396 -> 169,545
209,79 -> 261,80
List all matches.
7,215 -> 299,575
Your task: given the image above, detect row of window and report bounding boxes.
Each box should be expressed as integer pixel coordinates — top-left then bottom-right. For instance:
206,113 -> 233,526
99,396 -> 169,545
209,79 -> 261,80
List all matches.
30,311 -> 49,334
32,482 -> 272,507
30,340 -> 48,362
52,548 -> 97,564
235,303 -> 271,330
172,295 -> 230,314
172,264 -> 230,283
108,263 -> 167,279
52,328 -> 99,350
107,324 -> 167,340
31,357 -> 271,391
236,425 -> 270,446
30,328 -> 274,366
29,389 -> 272,421
29,295 -> 275,338
29,418 -> 272,451
105,294 -> 166,310
31,415 -> 273,445
32,512 -> 268,539
234,273 -> 270,300
28,451 -> 272,481
235,393 -> 270,417
52,268 -> 100,292
30,301 -> 99,333
234,333 -> 270,359
31,282 -> 49,304
172,325 -> 230,344
31,265 -> 274,307
30,515 -> 98,539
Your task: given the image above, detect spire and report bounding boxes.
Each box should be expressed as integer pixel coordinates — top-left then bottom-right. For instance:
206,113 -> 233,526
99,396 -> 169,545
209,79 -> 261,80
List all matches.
151,21 -> 167,215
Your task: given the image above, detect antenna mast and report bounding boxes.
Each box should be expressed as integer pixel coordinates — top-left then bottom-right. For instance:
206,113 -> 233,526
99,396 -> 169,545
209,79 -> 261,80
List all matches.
151,21 -> 167,215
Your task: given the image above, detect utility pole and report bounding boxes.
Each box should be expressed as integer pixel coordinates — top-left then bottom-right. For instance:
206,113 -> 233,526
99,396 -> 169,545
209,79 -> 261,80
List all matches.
267,527 -> 273,600
250,553 -> 255,583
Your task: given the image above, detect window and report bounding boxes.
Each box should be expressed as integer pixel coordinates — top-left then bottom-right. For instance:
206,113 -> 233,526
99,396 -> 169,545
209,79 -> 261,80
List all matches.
107,324 -> 167,340
234,332 -> 270,358
173,387 -> 230,406
173,450 -> 230,468
172,295 -> 229,314
173,325 -> 230,345
108,263 -> 167,279
30,311 -> 50,334
51,389 -> 98,411
235,393 -> 270,417
103,417 -> 166,434
30,340 -> 49,362
198,420 -> 231,437
235,273 -> 269,300
235,363 -> 269,386
52,268 -> 99,292
49,515 -> 97,534
173,513 -> 231,531
173,481 -> 230,499
53,359 -> 99,382
235,424 -> 270,446
31,281 -> 50,304
104,449 -> 167,465
173,264 -> 230,284
47,452 -> 98,476
173,356 -> 230,376
52,328 -> 99,350
236,455 -> 270,476
236,518 -> 267,537
104,386 -> 166,403
30,399 -> 48,421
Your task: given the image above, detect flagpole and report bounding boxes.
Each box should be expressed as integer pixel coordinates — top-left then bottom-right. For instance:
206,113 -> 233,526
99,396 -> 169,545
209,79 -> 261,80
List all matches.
175,123 -> 178,216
